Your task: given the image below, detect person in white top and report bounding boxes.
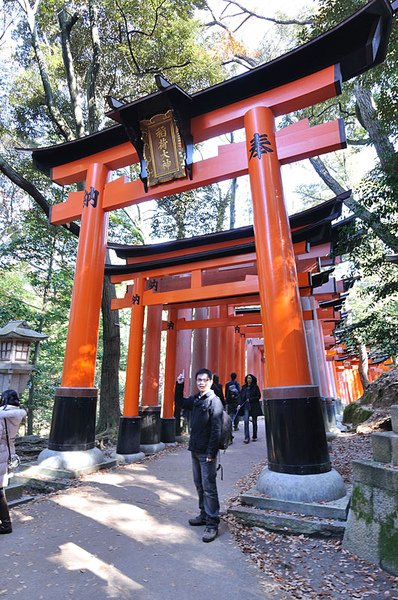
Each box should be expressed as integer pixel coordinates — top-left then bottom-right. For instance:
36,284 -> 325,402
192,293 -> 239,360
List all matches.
0,389 -> 26,534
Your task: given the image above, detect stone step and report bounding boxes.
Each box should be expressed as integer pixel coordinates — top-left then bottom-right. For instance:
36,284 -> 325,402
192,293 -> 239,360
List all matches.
228,505 -> 346,538
241,487 -> 351,520
5,482 -> 24,502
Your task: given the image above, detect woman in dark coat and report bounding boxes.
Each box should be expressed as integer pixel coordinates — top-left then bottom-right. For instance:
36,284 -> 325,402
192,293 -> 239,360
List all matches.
237,374 -> 262,443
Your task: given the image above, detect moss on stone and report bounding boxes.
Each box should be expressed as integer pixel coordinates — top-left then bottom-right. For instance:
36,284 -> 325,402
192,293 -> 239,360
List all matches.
343,402 -> 373,427
351,485 -> 373,525
379,513 -> 398,574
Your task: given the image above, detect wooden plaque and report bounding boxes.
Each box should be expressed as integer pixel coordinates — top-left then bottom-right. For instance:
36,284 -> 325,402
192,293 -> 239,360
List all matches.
140,111 -> 186,187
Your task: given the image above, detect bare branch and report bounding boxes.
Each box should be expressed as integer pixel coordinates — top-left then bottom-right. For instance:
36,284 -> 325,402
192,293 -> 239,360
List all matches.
222,57 -> 251,70
219,0 -> 312,27
347,138 -> 370,146
0,153 -> 80,237
204,19 -> 229,32
126,0 -> 168,38
115,0 -> 141,74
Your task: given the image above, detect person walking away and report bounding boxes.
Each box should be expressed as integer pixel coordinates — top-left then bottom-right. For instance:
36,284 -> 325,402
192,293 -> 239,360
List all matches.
237,374 -> 262,444
0,389 -> 26,534
174,368 -> 223,543
225,372 -> 241,431
211,374 -> 225,407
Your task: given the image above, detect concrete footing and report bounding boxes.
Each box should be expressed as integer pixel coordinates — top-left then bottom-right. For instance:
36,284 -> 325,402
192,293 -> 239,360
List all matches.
112,451 -> 145,464
36,447 -> 113,476
140,442 -> 165,454
256,467 -> 346,503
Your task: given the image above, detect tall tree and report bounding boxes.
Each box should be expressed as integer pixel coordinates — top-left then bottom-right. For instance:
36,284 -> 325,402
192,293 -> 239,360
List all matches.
0,0 -> 227,432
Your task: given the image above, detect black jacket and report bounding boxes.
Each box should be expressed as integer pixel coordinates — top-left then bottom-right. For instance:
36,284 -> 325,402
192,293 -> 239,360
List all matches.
175,382 -> 223,458
238,374 -> 263,417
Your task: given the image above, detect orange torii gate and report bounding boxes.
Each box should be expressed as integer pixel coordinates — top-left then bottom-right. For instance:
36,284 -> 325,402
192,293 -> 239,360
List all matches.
107,193 -> 347,449
29,1 -> 393,500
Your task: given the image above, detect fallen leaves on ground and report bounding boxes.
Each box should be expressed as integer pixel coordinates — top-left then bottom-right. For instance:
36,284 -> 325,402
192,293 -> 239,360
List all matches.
223,433 -> 398,599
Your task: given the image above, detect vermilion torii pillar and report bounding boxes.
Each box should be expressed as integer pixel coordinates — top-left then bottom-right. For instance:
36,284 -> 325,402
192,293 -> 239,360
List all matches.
140,304 -> 164,452
245,106 -> 338,497
162,307 -> 177,442
43,163 -> 109,465
116,276 -> 145,457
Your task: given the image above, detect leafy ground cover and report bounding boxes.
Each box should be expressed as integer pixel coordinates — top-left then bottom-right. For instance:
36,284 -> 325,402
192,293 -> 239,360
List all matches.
224,433 -> 398,599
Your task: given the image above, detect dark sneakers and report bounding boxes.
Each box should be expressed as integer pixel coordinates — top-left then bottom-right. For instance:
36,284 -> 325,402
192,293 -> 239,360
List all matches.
202,526 -> 218,543
189,515 -> 207,526
244,438 -> 250,444
0,520 -> 12,534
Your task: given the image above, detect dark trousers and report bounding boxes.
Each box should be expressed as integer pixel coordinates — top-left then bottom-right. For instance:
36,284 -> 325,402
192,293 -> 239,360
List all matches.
191,452 -> 220,527
227,403 -> 240,429
243,405 -> 258,440
0,488 -> 10,523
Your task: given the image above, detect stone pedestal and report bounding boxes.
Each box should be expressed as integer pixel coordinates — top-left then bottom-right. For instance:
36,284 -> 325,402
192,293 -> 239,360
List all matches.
161,417 -> 176,443
343,404 -> 398,576
139,406 -> 164,454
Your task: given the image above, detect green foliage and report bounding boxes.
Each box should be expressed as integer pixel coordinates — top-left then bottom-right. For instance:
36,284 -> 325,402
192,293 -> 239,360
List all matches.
108,209 -> 144,245
150,184 -> 229,240
0,205 -> 75,429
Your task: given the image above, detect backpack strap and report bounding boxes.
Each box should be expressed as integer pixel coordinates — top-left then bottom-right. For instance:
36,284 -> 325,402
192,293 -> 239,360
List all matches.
4,420 -> 12,462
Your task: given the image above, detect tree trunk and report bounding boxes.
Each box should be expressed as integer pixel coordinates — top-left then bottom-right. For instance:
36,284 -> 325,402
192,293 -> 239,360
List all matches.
97,261 -> 121,433
309,156 -> 398,253
58,9 -> 85,138
18,0 -> 74,140
357,342 -> 370,392
87,0 -> 102,133
354,83 -> 396,171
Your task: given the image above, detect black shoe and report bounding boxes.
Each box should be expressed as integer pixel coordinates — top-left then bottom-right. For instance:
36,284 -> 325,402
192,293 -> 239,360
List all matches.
244,438 -> 250,444
202,526 -> 218,542
189,515 -> 207,526
252,437 -> 257,441
0,520 -> 12,534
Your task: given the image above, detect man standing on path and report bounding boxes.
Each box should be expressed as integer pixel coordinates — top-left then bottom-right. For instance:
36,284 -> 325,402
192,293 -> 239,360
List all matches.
174,368 -> 223,543
225,372 -> 241,431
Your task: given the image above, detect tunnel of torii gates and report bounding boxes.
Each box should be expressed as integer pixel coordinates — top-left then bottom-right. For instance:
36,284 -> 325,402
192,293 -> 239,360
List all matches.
30,0 -> 395,497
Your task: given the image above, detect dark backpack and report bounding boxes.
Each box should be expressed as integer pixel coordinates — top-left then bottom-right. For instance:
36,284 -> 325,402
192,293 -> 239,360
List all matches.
228,383 -> 239,400
209,398 -> 233,450
219,409 -> 233,450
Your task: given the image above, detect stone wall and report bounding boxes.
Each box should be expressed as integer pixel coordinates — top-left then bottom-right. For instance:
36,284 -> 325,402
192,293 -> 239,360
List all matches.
343,405 -> 398,575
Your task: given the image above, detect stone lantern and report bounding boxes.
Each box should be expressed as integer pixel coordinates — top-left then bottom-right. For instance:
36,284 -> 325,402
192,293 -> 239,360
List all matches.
0,320 -> 48,396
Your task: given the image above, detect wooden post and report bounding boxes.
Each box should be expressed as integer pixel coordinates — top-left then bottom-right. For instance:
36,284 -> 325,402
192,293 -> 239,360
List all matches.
163,307 -> 177,419
62,162 -> 109,388
123,277 -> 145,417
48,162 -> 109,452
142,305 -> 163,406
245,105 -> 330,476
244,106 -> 311,388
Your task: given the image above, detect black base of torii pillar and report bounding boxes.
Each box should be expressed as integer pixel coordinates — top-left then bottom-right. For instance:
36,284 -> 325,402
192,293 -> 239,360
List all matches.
37,387 -> 105,470
257,385 -> 345,502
